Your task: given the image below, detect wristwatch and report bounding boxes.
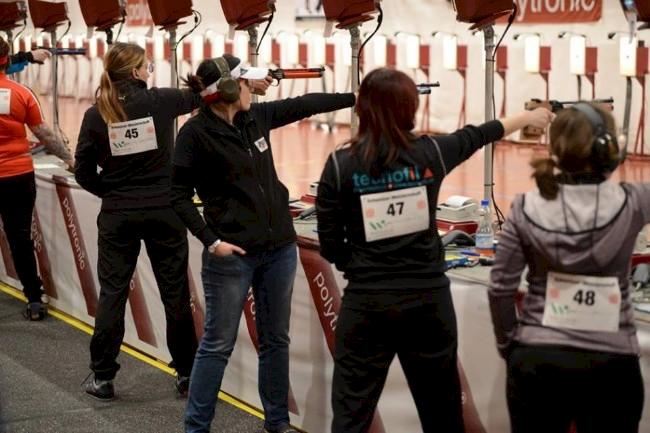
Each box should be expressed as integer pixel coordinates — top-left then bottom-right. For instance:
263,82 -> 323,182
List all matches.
208,239 -> 222,254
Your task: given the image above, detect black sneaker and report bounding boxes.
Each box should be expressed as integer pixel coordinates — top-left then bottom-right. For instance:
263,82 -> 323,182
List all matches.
264,424 -> 299,433
84,375 -> 114,401
22,302 -> 46,321
175,374 -> 190,397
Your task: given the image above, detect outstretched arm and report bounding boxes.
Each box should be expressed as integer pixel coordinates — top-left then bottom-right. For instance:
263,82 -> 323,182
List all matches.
29,123 -> 73,167
256,93 -> 356,130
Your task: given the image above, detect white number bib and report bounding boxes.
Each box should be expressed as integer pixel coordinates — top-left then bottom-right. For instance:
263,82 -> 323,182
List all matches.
0,89 -> 11,115
108,116 -> 157,156
542,271 -> 621,332
361,185 -> 430,242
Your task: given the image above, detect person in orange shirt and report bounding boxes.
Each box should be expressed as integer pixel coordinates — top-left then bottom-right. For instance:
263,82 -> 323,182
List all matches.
0,36 -> 73,320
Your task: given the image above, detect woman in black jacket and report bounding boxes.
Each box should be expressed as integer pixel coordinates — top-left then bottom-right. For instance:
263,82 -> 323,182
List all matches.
171,54 -> 354,433
75,42 -> 200,401
316,68 -> 552,433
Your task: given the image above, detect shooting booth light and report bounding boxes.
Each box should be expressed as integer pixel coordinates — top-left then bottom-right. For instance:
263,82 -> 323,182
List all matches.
153,33 -> 166,61
233,32 -> 249,63
204,31 -> 226,58
395,32 -> 420,69
276,32 -> 300,66
619,35 -> 638,76
524,34 -> 541,73
257,34 -> 273,65
442,34 -> 458,71
569,35 -> 586,75
369,33 -> 388,68
128,33 -> 147,49
303,30 -> 326,66
88,35 -> 97,58
190,35 -> 203,63
332,31 -> 352,67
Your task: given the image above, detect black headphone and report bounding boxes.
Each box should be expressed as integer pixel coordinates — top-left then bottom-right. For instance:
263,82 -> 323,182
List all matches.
571,102 -> 620,173
214,57 -> 240,103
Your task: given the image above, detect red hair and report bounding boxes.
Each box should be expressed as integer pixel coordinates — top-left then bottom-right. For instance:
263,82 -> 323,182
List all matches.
348,68 -> 419,170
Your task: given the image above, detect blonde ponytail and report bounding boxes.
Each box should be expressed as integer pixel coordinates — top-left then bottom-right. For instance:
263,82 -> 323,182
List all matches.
531,157 -> 560,200
96,70 -> 127,124
94,43 -> 146,125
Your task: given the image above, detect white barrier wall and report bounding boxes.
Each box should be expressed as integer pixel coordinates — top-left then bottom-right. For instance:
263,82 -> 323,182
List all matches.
0,161 -> 648,432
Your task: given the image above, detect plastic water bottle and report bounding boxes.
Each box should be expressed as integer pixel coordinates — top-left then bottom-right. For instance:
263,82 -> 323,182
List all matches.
475,199 -> 494,256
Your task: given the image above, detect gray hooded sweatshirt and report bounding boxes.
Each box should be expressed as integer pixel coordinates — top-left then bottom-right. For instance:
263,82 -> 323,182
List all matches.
488,180 -> 650,357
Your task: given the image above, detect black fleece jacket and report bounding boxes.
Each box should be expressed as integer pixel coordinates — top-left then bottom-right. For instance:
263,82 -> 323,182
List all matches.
75,80 -> 201,209
316,120 -> 505,290
171,92 -> 355,252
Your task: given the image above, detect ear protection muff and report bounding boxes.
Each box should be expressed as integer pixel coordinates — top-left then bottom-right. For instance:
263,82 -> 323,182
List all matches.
571,103 -> 620,173
214,57 -> 240,103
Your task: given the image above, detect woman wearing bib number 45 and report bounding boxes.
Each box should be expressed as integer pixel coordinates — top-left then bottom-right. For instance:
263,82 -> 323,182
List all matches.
488,104 -> 648,433
74,42 -> 206,401
316,68 -> 552,433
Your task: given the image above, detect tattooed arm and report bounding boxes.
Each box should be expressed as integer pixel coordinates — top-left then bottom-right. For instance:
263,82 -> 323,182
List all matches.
28,123 -> 74,168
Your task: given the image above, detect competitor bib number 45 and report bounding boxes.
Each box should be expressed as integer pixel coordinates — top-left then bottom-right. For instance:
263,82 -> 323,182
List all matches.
360,186 -> 430,242
542,271 -> 621,333
108,116 -> 157,156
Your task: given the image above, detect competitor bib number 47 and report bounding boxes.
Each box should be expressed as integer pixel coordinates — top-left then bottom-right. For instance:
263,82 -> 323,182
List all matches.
361,186 -> 430,242
542,271 -> 621,333
108,116 -> 157,156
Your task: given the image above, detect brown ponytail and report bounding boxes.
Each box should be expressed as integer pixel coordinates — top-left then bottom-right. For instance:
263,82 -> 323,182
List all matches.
95,42 -> 146,125
531,157 -> 560,200
535,103 -> 619,200
96,70 -> 127,124
182,73 -> 205,94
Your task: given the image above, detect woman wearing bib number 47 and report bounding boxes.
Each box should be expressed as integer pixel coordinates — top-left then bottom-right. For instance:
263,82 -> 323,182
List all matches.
488,104 -> 648,433
316,68 -> 552,433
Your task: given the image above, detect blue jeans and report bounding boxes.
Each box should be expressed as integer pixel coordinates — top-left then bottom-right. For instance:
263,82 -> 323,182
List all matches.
185,242 -> 297,433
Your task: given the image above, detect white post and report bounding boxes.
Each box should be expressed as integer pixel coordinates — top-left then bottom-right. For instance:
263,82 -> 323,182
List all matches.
349,24 -> 361,137
483,25 -> 495,202
50,29 -> 59,132
248,25 -> 259,103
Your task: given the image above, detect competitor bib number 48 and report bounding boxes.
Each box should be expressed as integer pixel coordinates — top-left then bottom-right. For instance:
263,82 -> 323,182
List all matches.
542,271 -> 621,333
108,116 -> 157,156
361,186 -> 430,242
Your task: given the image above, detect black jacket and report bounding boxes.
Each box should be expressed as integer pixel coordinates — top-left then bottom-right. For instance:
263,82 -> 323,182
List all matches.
171,92 -> 356,251
316,120 -> 505,290
75,79 -> 201,209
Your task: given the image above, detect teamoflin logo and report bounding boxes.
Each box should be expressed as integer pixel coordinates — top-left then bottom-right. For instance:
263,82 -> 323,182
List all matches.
352,166 -> 434,193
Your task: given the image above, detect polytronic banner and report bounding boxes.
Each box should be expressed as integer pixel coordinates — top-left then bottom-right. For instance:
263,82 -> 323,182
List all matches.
508,0 -> 602,23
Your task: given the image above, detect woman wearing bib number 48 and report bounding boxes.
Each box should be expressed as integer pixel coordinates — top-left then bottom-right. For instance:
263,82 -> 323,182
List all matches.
488,104 -> 648,433
74,42 -> 204,401
316,68 -> 552,433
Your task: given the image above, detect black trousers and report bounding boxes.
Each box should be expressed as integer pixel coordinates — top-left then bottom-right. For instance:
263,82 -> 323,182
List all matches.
0,172 -> 42,303
331,287 -> 464,433
507,345 -> 644,433
90,207 -> 198,380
